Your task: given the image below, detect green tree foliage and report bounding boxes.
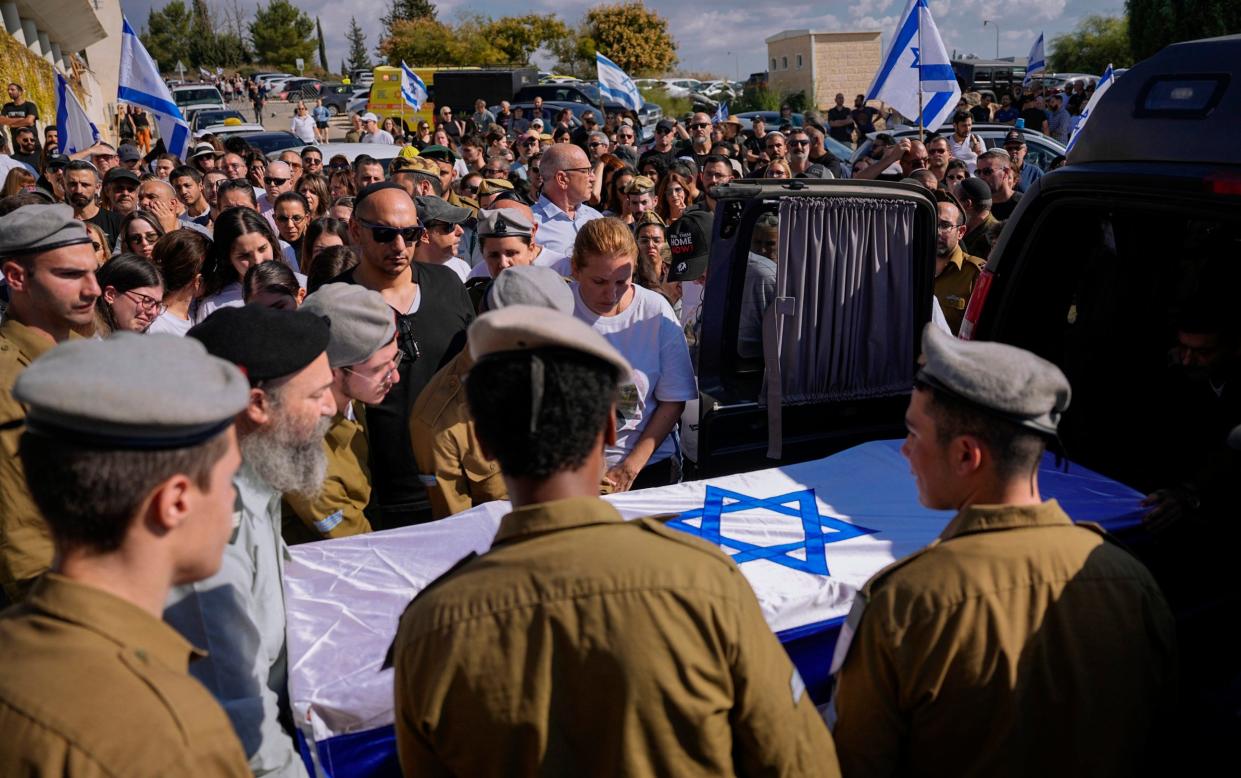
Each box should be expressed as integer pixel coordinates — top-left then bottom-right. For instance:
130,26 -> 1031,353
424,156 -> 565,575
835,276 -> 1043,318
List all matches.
382,0 -> 437,32
380,14 -> 565,67
249,0 -> 316,69
316,18 -> 329,72
346,17 -> 372,72
1048,15 -> 1133,74
1127,0 -> 1241,61
584,2 -> 677,75
141,0 -> 193,72
548,33 -> 598,78
484,15 -> 570,65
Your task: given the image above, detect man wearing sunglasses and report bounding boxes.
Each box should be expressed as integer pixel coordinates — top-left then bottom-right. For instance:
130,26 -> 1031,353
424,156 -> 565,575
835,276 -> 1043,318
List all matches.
257,160 -> 295,220
639,118 -> 679,171
413,195 -> 472,282
286,283 -> 402,542
338,183 -> 475,527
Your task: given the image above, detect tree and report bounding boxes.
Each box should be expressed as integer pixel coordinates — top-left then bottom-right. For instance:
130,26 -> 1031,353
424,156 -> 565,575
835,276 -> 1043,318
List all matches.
483,15 -> 570,65
1048,15 -> 1132,74
316,18 -> 329,72
584,2 -> 676,75
380,18 -> 462,66
141,0 -> 193,72
249,0 -> 316,69
1127,0 -> 1241,61
345,17 -> 372,72
382,0 -> 437,32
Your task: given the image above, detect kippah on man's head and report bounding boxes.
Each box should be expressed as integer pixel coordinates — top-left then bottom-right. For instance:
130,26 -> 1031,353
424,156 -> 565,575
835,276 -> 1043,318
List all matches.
188,305 -> 332,385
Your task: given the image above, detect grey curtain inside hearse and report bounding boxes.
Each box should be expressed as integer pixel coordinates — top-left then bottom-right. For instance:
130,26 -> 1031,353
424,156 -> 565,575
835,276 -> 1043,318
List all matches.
764,196 -> 917,457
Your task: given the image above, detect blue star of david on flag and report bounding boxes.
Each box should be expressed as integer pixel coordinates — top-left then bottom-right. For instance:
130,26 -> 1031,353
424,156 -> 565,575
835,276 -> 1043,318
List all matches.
665,486 -> 877,576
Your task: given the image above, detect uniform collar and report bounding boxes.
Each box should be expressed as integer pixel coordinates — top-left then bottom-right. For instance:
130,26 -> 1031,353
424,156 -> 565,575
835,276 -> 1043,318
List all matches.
942,244 -> 966,272
26,573 -> 202,668
0,316 -> 60,360
493,496 -> 623,546
939,499 -> 1072,541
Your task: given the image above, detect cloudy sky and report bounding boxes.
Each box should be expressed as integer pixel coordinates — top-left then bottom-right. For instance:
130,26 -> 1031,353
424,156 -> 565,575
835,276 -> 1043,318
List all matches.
119,0 -> 1126,80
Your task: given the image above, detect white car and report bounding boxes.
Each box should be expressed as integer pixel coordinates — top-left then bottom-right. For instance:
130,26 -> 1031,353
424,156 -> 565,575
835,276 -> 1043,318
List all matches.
269,142 -> 405,169
661,78 -> 703,98
197,122 -> 266,139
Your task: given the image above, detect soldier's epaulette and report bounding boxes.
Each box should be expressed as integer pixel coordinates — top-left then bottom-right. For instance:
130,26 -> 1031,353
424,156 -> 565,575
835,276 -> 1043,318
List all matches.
963,252 -> 987,270
382,551 -> 478,670
858,539 -> 943,598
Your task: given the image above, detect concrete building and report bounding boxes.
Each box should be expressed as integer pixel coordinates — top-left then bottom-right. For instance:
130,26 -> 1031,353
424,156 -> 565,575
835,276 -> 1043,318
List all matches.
2,0 -> 116,139
765,30 -> 883,111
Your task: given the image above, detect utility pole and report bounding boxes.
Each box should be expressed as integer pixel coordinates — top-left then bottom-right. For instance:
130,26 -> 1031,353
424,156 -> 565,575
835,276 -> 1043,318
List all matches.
982,20 -> 999,59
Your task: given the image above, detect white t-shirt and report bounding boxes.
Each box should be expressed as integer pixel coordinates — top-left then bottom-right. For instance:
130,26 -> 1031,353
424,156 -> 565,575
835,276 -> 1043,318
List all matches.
193,271 -> 308,323
441,257 -> 470,282
573,283 -> 698,468
947,133 -> 982,174
147,311 -> 194,336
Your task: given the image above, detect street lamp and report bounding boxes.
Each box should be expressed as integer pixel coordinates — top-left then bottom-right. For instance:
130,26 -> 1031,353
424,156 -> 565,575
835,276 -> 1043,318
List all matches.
982,20 -> 999,59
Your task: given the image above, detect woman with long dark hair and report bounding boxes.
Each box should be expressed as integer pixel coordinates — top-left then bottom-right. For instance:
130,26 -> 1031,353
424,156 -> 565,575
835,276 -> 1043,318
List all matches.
297,172 -> 330,218
196,207 -> 299,322
118,210 -> 166,260
149,229 -> 210,336
300,216 -> 351,279
94,253 -> 165,335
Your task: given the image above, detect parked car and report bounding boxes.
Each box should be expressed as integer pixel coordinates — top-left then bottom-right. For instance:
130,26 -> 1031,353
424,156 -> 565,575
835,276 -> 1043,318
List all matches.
281,78 -> 323,102
172,84 -> 226,120
269,142 -> 405,172
851,125 -> 1067,173
734,110 -> 805,129
191,109 -> 246,133
514,83 -> 662,141
1036,72 -> 1100,93
198,122 -> 266,139
316,83 -> 356,116
217,130 -> 305,155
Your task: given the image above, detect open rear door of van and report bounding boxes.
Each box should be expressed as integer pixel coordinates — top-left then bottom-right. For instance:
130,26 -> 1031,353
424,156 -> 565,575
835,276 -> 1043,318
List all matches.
692,179 -> 938,477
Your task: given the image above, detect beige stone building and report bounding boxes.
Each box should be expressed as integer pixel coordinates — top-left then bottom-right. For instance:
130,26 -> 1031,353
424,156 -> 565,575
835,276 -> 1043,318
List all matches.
765,30 -> 883,110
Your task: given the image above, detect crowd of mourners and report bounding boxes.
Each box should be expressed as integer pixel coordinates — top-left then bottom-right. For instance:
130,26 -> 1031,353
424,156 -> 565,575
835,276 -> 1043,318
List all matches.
0,70 -> 1220,778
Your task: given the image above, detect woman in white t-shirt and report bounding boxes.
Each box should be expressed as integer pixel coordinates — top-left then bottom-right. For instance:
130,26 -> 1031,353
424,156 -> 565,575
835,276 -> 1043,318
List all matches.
571,217 -> 697,492
195,207 -> 305,323
148,229 -> 210,336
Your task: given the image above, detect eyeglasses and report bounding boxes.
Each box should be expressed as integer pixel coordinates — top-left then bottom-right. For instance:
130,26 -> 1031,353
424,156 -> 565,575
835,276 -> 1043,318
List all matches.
689,122 -> 711,130
123,290 -> 165,313
425,221 -> 457,234
355,218 -> 424,244
265,177 -> 289,186
975,166 -> 1000,177
459,184 -> 479,195
484,168 -> 508,177
127,232 -> 160,246
789,139 -> 810,147
344,349 -> 404,385
274,213 -> 306,223
907,157 -> 929,168
561,166 -> 593,176
937,220 -> 965,232
588,142 -> 606,148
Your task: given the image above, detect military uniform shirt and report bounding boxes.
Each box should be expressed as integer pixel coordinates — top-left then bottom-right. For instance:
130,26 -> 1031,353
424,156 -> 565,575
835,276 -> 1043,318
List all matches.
283,410 -> 374,543
961,212 -> 1002,260
0,318 -> 59,601
932,245 -> 985,336
0,574 -> 251,777
392,496 -> 840,777
832,500 -> 1177,778
408,349 -> 506,520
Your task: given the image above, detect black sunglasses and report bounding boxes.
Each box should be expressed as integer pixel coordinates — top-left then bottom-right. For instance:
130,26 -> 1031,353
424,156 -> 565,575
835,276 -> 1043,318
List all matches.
355,218 -> 424,244
265,176 -> 289,186
689,122 -> 711,130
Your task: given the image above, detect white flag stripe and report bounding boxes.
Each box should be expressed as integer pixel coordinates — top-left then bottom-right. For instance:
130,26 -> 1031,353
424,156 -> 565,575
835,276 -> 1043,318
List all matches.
866,0 -> 961,130
1024,33 -> 1046,87
400,62 -> 427,111
55,73 -> 100,156
118,16 -> 190,159
596,52 -> 643,112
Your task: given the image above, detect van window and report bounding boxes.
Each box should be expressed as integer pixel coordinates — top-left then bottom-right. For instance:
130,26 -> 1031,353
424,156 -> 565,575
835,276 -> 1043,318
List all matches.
990,197 -> 1241,494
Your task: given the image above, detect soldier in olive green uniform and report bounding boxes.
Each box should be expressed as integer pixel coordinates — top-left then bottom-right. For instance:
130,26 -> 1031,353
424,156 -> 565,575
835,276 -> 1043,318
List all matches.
830,325 -> 1177,777
391,306 -> 841,775
932,200 -> 985,336
0,205 -> 102,602
411,262 -> 572,519
0,333 -> 253,776
284,283 -> 401,542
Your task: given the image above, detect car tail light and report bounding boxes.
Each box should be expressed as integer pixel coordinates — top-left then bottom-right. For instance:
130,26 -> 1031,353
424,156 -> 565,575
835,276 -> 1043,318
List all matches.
958,268 -> 995,341
1205,173 -> 1241,196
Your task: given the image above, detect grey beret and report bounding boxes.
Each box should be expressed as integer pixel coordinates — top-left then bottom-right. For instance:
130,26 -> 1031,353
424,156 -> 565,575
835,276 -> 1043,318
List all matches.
301,283 -> 397,368
13,333 -> 249,449
0,204 -> 92,257
468,305 -> 631,381
487,266 -> 573,313
415,195 -> 471,225
477,208 -> 533,240
917,325 -> 1070,436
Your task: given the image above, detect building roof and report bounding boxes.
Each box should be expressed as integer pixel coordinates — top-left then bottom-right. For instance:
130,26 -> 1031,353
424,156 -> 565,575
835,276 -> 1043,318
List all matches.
765,29 -> 881,44
13,0 -> 107,52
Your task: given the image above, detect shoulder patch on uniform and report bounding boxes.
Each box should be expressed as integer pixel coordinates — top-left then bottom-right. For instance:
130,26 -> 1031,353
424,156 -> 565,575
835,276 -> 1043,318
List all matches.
383,551 -> 478,669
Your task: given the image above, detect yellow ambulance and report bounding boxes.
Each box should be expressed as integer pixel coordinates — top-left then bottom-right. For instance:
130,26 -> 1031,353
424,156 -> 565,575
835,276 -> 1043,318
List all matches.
366,66 -> 438,132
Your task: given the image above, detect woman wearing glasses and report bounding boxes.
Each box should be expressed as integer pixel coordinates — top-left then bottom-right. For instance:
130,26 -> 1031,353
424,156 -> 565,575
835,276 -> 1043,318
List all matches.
118,211 -> 165,260
83,222 -> 110,267
94,253 -> 165,335
571,218 -> 696,492
196,207 -> 305,323
654,165 -> 698,224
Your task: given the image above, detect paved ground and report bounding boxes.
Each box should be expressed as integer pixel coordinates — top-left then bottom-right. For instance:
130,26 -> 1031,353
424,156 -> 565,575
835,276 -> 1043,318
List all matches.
227,94 -> 354,142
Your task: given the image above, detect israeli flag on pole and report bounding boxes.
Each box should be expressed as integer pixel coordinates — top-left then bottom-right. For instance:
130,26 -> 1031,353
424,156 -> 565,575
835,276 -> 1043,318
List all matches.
55,73 -> 99,156
119,16 -> 190,159
1065,64 -> 1114,157
400,62 -> 427,111
866,0 -> 961,131
1023,33 -> 1046,87
713,101 -> 729,124
596,52 -> 643,112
